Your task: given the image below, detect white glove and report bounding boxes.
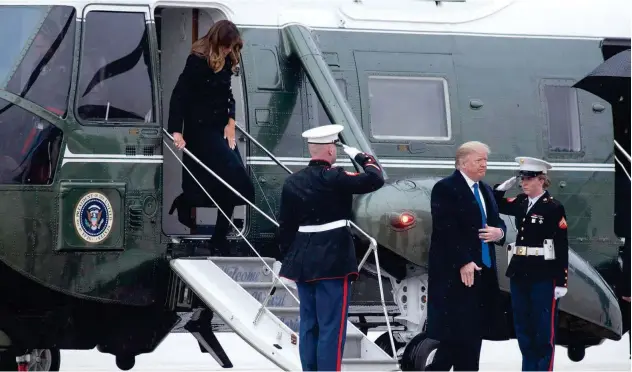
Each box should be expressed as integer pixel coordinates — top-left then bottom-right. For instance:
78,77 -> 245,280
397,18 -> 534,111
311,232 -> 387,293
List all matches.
272,262 -> 296,290
554,286 -> 568,299
343,145 -> 362,159
495,176 -> 518,191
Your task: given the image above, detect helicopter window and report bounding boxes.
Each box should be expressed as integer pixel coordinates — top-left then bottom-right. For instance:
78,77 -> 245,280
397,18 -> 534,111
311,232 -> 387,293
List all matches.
0,98 -> 63,185
542,84 -> 581,152
76,10 -> 155,124
367,75 -> 450,141
0,5 -> 76,117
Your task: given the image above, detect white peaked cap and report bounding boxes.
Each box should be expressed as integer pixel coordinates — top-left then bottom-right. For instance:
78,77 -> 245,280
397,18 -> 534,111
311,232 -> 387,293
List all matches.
302,124 -> 344,144
515,156 -> 553,174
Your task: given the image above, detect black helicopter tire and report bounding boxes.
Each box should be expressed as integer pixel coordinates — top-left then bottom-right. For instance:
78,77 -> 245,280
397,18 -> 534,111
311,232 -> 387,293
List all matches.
401,332 -> 439,371
115,354 -> 135,371
567,344 -> 586,362
32,348 -> 61,371
373,331 -> 406,359
0,348 -> 61,371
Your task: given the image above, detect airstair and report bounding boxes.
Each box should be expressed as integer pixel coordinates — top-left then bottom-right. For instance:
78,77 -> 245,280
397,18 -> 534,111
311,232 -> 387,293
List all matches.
161,22 -> 400,370
163,128 -> 400,371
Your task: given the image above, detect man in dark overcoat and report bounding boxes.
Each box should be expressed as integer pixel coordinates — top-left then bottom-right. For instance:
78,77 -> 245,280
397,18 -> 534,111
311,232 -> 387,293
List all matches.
276,124 -> 385,371
426,141 -> 508,371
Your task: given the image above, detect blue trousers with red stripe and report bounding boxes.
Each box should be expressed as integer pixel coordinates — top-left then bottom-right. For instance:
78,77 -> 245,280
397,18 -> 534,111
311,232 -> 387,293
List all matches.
296,277 -> 352,371
510,277 -> 560,371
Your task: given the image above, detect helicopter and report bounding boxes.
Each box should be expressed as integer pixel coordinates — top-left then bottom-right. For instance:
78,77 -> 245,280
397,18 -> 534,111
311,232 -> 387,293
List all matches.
0,0 -> 629,370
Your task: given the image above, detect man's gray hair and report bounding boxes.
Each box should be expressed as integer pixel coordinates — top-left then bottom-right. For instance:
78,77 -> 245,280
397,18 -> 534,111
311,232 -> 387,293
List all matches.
455,141 -> 490,168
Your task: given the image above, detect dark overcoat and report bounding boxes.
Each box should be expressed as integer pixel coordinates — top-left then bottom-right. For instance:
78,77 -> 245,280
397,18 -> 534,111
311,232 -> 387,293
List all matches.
167,53 -> 254,207
426,170 -> 508,342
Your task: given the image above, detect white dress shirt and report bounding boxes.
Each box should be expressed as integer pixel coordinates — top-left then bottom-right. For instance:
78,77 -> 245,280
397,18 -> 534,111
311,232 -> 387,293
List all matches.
460,171 -> 504,242
526,192 -> 545,213
460,171 -> 486,216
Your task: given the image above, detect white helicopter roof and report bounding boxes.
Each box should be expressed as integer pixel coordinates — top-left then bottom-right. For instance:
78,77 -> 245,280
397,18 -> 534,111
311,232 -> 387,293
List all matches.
0,0 -> 630,39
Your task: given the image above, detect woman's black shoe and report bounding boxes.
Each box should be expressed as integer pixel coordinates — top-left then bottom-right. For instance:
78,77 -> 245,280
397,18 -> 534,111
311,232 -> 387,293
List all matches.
169,193 -> 196,229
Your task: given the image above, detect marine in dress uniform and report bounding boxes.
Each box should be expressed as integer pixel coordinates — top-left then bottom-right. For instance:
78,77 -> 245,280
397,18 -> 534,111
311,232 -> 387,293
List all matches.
276,124 -> 385,371
493,157 -> 569,372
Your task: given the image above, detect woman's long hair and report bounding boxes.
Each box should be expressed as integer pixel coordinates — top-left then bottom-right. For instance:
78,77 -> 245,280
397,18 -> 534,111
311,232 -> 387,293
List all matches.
191,20 -> 243,73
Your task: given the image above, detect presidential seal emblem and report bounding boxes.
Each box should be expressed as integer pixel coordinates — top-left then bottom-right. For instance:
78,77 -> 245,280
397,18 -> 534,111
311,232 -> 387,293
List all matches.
74,192 -> 114,243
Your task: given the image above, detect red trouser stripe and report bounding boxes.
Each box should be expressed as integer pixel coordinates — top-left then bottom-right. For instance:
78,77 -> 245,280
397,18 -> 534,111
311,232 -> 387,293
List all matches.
335,276 -> 349,371
548,280 -> 557,372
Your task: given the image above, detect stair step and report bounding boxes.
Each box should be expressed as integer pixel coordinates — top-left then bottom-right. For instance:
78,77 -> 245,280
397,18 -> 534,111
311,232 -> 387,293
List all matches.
238,282 -> 299,308
342,358 -> 400,371
175,256 -> 400,370
210,257 -> 277,283
266,307 -> 366,359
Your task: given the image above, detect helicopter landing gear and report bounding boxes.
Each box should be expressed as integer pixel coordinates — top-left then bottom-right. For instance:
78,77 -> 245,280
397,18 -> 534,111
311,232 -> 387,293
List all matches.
374,331 -> 407,359
15,354 -> 29,372
400,332 -> 440,371
29,349 -> 60,371
362,263 -> 429,337
115,354 -> 135,371
12,348 -> 60,371
567,344 -> 586,362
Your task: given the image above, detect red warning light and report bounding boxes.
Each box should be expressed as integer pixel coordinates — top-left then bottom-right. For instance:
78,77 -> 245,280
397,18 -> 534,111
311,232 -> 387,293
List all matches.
391,212 -> 416,230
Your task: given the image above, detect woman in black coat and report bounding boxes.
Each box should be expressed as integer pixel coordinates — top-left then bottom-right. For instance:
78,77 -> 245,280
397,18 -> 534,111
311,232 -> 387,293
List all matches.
168,20 -> 254,252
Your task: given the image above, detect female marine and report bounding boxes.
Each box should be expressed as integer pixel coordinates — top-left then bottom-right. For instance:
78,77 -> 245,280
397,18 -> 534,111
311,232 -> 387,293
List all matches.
493,156 -> 569,371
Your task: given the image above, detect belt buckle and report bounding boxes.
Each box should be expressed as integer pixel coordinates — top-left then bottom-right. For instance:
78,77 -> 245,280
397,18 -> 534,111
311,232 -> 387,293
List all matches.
534,248 -> 539,256
517,246 -> 526,256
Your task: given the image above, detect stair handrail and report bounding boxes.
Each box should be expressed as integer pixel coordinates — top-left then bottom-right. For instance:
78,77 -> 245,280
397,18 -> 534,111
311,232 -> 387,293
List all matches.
162,132 -> 300,303
163,127 -> 398,359
163,128 -> 278,227
235,125 -> 293,174
615,139 -> 631,163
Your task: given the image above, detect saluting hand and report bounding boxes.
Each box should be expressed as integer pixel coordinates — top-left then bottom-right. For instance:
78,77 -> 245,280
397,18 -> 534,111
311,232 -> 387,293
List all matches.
460,262 -> 481,287
343,145 -> 362,159
479,224 -> 503,242
495,176 -> 517,191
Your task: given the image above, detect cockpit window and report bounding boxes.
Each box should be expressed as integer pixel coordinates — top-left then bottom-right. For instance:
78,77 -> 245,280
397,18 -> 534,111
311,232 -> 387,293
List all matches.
0,5 -> 76,117
76,10 -> 155,123
0,98 -> 63,185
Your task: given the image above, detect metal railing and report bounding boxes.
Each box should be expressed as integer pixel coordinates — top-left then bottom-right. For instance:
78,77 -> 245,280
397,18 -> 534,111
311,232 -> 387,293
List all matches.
615,139 -> 631,163
163,127 -> 398,359
614,139 -> 631,181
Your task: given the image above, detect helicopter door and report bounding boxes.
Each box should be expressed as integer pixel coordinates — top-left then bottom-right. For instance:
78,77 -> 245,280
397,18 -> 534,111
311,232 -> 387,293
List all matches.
599,39 -> 631,241
157,6 -> 248,238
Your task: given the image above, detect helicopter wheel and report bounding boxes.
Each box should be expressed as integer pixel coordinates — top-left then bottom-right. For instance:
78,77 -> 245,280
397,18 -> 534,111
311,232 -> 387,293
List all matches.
115,354 -> 135,371
401,332 -> 439,371
373,331 -> 406,359
567,344 -> 586,362
29,348 -> 60,371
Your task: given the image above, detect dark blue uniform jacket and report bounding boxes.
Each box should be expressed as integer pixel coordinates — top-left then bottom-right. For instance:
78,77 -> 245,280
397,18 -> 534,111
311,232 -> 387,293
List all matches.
493,189 -> 569,288
277,153 -> 385,282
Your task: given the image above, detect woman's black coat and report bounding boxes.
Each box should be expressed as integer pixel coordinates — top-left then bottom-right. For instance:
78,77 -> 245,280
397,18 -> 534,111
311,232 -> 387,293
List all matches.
167,53 -> 254,208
